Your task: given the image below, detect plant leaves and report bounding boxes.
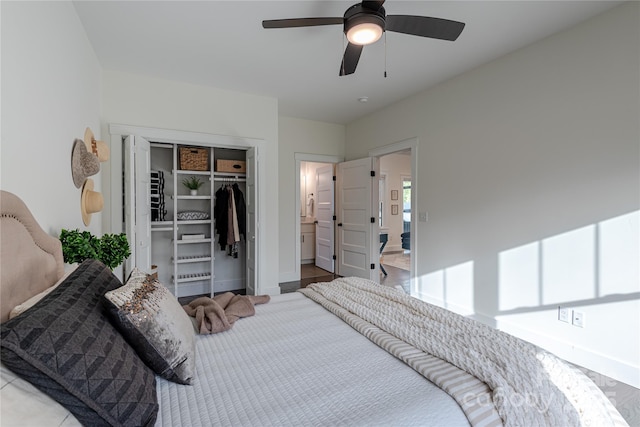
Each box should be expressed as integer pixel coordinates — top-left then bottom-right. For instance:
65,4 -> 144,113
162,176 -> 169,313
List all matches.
59,229 -> 131,269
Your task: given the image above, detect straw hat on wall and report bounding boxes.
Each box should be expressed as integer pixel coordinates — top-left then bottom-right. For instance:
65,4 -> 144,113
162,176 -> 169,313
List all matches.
71,139 -> 100,188
84,127 -> 110,162
81,179 -> 103,226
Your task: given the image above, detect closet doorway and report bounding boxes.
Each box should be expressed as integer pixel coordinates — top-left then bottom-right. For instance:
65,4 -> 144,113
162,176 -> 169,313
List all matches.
110,124 -> 270,296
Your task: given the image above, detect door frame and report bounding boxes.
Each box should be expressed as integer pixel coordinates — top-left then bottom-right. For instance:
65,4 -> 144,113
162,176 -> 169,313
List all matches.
369,137 -> 418,290
335,157 -> 380,281
314,163 -> 336,273
294,153 -> 343,281
107,124 -> 272,295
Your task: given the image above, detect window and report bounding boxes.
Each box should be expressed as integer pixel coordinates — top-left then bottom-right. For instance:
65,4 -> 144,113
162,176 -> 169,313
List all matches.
402,177 -> 411,224
379,174 -> 387,227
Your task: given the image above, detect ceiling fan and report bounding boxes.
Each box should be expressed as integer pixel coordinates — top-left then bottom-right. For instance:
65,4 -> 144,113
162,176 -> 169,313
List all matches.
262,0 -> 465,76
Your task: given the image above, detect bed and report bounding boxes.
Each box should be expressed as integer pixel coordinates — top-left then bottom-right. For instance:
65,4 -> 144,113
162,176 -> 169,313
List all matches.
0,190 -> 629,427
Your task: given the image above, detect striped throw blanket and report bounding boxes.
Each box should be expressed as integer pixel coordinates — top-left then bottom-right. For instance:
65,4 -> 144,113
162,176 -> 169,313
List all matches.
300,277 -> 627,427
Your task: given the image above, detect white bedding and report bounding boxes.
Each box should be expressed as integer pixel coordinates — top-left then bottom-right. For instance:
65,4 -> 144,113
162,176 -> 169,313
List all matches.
155,292 -> 471,427
0,363 -> 81,427
302,278 -> 628,427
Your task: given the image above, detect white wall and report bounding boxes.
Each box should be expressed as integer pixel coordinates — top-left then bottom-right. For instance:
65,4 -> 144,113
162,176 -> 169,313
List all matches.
346,3 -> 639,387
379,153 -> 411,252
1,1 -> 102,236
101,70 -> 280,294
279,117 -> 345,281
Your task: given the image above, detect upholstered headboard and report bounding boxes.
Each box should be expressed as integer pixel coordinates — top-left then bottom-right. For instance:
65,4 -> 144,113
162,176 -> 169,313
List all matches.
0,190 -> 64,322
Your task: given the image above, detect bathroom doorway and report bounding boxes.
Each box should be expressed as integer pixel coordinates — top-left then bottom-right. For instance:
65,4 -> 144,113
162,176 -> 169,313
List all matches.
295,154 -> 343,281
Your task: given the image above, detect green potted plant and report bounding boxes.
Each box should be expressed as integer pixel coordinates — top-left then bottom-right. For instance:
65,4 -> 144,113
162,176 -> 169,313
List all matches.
59,229 -> 131,270
182,176 -> 204,195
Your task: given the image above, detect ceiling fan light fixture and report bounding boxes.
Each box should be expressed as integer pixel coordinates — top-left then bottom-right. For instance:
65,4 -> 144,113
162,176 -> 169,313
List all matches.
346,22 -> 383,45
263,1 -> 465,76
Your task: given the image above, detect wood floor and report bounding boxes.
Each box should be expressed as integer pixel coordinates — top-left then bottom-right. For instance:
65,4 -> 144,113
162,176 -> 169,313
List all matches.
574,366 -> 640,426
278,261 -> 410,294
279,264 -> 337,293
379,262 -> 411,294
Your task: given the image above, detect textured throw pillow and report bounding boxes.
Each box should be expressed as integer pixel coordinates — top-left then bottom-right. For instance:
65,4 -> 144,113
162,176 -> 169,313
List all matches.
0,259 -> 158,427
103,268 -> 196,385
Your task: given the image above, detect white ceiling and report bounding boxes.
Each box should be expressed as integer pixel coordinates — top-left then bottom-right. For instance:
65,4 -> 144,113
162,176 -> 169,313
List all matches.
73,1 -> 622,125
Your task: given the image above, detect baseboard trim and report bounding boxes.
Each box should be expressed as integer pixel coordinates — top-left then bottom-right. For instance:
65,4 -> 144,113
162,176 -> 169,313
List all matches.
262,284 -> 282,296
279,271 -> 298,283
490,315 -> 640,389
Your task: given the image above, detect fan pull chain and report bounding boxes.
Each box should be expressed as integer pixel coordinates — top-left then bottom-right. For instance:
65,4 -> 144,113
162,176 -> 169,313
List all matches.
384,31 -> 388,78
341,33 -> 346,76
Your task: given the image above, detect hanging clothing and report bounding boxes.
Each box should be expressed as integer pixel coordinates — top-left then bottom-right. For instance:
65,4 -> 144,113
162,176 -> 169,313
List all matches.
232,190 -> 240,241
232,183 -> 246,239
214,186 -> 230,250
214,182 -> 247,252
227,186 -> 239,246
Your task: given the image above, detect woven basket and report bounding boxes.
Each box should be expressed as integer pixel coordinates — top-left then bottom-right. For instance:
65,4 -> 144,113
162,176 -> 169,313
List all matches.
216,159 -> 246,173
179,147 -> 208,171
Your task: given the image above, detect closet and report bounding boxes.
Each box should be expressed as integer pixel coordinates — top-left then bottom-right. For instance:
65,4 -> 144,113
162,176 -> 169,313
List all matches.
124,135 -> 256,298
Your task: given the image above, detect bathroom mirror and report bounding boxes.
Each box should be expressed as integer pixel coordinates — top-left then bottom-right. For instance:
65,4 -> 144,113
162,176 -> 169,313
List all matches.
300,172 -> 306,217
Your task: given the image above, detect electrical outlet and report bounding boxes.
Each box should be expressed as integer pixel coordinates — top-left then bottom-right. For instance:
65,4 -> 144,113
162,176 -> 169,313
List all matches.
558,306 -> 570,323
572,311 -> 585,328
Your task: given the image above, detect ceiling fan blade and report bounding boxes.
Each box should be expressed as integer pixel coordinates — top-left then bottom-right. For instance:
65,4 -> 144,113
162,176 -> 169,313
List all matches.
362,0 -> 385,11
262,17 -> 343,29
386,15 -> 465,41
339,43 -> 363,76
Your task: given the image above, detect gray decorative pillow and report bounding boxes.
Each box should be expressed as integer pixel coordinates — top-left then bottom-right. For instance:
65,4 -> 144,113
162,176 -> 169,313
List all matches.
0,259 -> 158,427
103,268 -> 196,385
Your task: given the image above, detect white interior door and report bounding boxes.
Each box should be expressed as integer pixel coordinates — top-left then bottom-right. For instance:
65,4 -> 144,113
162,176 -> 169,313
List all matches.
245,147 -> 257,295
315,164 -> 335,273
124,135 -> 152,274
123,136 -> 136,278
336,157 -> 379,281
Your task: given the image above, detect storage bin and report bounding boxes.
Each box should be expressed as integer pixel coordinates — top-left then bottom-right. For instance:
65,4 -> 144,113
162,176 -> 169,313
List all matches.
179,147 -> 209,171
216,159 -> 246,173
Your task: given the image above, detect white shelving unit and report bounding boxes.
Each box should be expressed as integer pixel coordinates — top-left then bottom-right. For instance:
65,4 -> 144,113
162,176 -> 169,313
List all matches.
176,238 -> 212,244
123,129 -> 259,298
172,154 -> 215,298
146,143 -> 249,298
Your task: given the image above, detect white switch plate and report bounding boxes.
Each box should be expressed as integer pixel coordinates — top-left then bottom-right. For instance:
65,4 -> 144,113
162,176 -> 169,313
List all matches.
419,212 -> 428,222
572,311 -> 585,328
558,306 -> 570,323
